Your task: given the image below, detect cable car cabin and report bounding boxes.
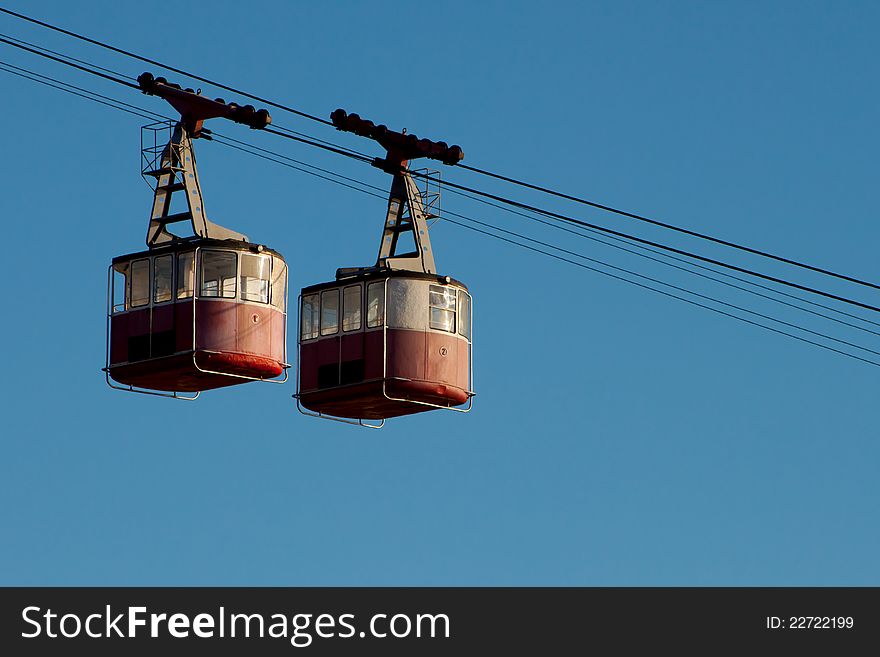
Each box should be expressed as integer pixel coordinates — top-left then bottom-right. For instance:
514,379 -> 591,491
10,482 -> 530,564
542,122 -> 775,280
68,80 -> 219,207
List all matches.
104,76 -> 287,397
297,271 -> 472,419
106,239 -> 288,394
295,108 -> 475,423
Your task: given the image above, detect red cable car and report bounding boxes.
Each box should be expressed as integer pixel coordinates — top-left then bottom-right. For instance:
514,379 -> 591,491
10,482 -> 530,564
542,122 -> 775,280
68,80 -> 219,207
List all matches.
296,111 -> 473,425
104,74 -> 288,398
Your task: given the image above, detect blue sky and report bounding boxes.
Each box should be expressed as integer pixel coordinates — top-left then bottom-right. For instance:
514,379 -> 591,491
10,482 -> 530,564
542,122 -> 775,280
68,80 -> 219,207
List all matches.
1,0 -> 878,585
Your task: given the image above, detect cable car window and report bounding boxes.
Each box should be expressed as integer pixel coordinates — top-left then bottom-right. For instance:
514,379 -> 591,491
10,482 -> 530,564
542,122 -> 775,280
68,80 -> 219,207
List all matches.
177,251 -> 195,299
458,290 -> 471,340
200,251 -> 237,298
342,285 -> 362,332
112,262 -> 129,313
240,253 -> 270,303
130,259 -> 150,308
301,294 -> 319,340
321,289 -> 339,335
429,284 -> 456,333
270,257 -> 287,311
153,255 -> 173,304
366,281 -> 385,328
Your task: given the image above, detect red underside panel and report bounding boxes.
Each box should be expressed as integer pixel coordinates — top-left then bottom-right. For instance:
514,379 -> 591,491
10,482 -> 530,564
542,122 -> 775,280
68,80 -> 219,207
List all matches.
108,351 -> 284,392
299,379 -> 470,420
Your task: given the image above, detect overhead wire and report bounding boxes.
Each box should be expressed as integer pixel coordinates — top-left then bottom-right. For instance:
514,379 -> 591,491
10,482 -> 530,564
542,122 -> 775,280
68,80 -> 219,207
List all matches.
264,127 -> 373,164
205,129 -> 880,339
212,133 -> 383,198
265,120 -> 880,315
406,169 -> 880,314
3,5 -> 878,298
0,30 -> 136,80
0,21 -> 368,164
213,129 -> 880,363
2,20 -> 878,317
0,6 -> 333,126
210,127 -> 880,342
436,210 -> 880,359
0,34 -> 138,88
456,161 -> 880,293
268,124 -> 373,161
440,218 -> 880,368
5,4 -> 877,302
2,50 -> 880,368
249,118 -> 880,337
0,59 -> 379,223
434,178 -> 880,335
0,59 -> 155,120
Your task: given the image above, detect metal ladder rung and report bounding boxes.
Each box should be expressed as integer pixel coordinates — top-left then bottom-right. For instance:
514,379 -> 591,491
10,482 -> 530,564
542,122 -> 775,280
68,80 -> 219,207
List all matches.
144,166 -> 186,177
385,222 -> 415,234
158,212 -> 192,225
156,182 -> 186,193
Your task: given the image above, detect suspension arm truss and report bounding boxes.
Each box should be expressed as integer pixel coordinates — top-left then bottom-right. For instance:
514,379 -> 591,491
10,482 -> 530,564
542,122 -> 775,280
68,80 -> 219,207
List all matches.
145,123 -> 246,246
137,72 -> 272,247
330,108 -> 464,276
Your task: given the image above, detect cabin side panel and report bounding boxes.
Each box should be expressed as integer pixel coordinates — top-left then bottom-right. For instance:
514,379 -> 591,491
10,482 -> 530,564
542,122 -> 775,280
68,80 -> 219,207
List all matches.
109,314 -> 130,364
236,303 -> 282,359
270,309 -> 286,364
111,309 -> 151,363
363,330 -> 384,380
195,300 -> 237,352
425,332 -> 469,391
386,329 -> 427,382
174,302 -> 194,353
300,343 -> 317,391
